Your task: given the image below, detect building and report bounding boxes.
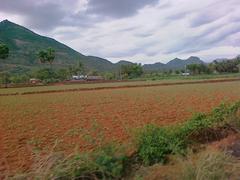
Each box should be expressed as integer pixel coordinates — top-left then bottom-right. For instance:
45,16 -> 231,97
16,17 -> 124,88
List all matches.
29,78 -> 41,84
181,72 -> 190,76
72,75 -> 87,80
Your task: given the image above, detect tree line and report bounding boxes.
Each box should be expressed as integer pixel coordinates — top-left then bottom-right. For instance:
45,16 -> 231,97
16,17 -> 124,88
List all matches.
1,42 -> 240,87
0,43 -> 145,86
186,58 -> 240,75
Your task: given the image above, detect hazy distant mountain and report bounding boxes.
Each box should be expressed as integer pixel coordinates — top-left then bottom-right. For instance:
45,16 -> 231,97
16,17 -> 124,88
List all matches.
213,58 -> 229,62
143,56 -> 204,71
115,60 -> 134,66
143,62 -> 165,71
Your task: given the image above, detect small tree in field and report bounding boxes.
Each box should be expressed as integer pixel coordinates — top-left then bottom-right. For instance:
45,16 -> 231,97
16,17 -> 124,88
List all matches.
0,43 -> 10,87
38,48 -> 55,69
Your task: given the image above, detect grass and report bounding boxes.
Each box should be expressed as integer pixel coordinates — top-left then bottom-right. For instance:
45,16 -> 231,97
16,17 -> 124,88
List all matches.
1,75 -> 239,95
180,150 -> 239,180
0,79 -> 185,94
12,144 -> 128,180
142,72 -> 240,81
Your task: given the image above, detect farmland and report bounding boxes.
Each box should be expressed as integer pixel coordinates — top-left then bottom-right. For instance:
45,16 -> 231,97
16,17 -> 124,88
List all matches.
1,80 -> 240,174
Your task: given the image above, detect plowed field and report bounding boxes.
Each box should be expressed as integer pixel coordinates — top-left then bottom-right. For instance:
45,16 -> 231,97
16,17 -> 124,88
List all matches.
1,80 -> 240,174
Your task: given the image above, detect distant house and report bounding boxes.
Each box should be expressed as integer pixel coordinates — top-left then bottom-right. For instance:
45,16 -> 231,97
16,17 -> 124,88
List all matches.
71,75 -> 104,81
181,72 -> 190,76
29,78 -> 41,84
72,75 -> 87,80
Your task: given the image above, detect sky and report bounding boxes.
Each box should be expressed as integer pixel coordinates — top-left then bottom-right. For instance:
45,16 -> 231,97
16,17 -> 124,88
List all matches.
0,0 -> 240,64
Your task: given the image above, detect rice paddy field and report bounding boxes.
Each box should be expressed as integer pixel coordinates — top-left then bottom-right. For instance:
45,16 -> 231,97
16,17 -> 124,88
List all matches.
1,79 -> 240,174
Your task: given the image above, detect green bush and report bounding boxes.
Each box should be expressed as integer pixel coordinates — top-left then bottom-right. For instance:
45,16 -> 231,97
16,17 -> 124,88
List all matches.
136,101 -> 240,165
136,125 -> 186,165
35,68 -> 57,81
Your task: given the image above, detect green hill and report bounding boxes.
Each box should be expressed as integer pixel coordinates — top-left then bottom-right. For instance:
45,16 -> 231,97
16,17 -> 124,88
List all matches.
0,20 -> 207,74
0,20 -> 116,72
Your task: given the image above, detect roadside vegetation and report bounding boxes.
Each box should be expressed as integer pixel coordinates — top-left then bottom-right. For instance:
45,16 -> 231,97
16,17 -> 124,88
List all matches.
7,101 -> 240,179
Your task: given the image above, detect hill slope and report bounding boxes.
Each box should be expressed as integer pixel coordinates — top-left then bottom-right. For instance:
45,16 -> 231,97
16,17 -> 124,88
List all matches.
0,20 -> 115,72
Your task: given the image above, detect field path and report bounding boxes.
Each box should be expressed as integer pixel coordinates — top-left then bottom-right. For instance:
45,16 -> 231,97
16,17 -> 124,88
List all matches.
0,78 -> 240,96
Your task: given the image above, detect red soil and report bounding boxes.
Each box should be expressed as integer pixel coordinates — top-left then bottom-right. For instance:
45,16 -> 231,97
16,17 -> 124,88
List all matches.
0,80 -> 240,175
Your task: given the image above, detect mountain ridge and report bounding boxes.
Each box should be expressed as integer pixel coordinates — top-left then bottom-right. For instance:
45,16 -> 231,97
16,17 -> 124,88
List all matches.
143,56 -> 204,71
0,20 -> 206,72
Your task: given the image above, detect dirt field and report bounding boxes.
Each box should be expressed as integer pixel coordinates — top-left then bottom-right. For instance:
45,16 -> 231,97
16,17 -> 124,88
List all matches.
1,80 -> 240,174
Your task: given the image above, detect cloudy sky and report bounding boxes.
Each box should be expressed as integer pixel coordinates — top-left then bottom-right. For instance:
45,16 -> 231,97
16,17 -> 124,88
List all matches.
0,0 -> 240,64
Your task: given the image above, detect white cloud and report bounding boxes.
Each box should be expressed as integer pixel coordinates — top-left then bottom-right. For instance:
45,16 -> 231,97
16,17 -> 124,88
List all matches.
1,0 -> 240,63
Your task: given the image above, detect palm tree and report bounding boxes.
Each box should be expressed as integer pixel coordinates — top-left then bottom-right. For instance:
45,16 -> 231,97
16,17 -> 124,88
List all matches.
38,48 -> 55,69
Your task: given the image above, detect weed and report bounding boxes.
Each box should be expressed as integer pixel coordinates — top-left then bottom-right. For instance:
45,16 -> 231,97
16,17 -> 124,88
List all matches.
180,151 -> 240,180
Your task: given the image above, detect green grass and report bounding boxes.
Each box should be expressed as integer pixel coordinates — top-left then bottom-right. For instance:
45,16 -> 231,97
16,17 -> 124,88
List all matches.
0,79 -> 200,94
141,72 -> 240,81
1,75 -> 240,95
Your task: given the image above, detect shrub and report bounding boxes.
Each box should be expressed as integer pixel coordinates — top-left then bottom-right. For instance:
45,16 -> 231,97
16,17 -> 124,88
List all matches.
136,125 -> 186,165
136,101 -> 240,165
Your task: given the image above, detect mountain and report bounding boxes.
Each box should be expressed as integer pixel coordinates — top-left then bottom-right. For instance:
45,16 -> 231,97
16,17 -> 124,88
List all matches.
0,20 -> 206,73
0,19 -> 115,72
167,56 -> 203,69
115,60 -> 134,66
143,56 -> 204,71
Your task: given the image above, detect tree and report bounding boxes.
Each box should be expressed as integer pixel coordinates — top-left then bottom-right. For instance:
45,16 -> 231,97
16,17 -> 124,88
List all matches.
186,64 -> 209,75
35,68 -> 57,82
212,60 -> 239,73
0,43 -> 10,87
103,72 -> 115,80
38,50 -> 48,63
56,69 -> 70,81
0,43 -> 9,59
38,48 -> 55,68
0,72 -> 10,88
68,61 -> 85,76
175,70 -> 180,74
120,64 -> 143,79
47,48 -> 55,68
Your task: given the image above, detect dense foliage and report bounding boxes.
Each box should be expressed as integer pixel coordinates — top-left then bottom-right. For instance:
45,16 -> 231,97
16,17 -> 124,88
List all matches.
120,63 -> 143,79
38,48 -> 55,68
186,64 -> 210,74
211,59 -> 240,73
